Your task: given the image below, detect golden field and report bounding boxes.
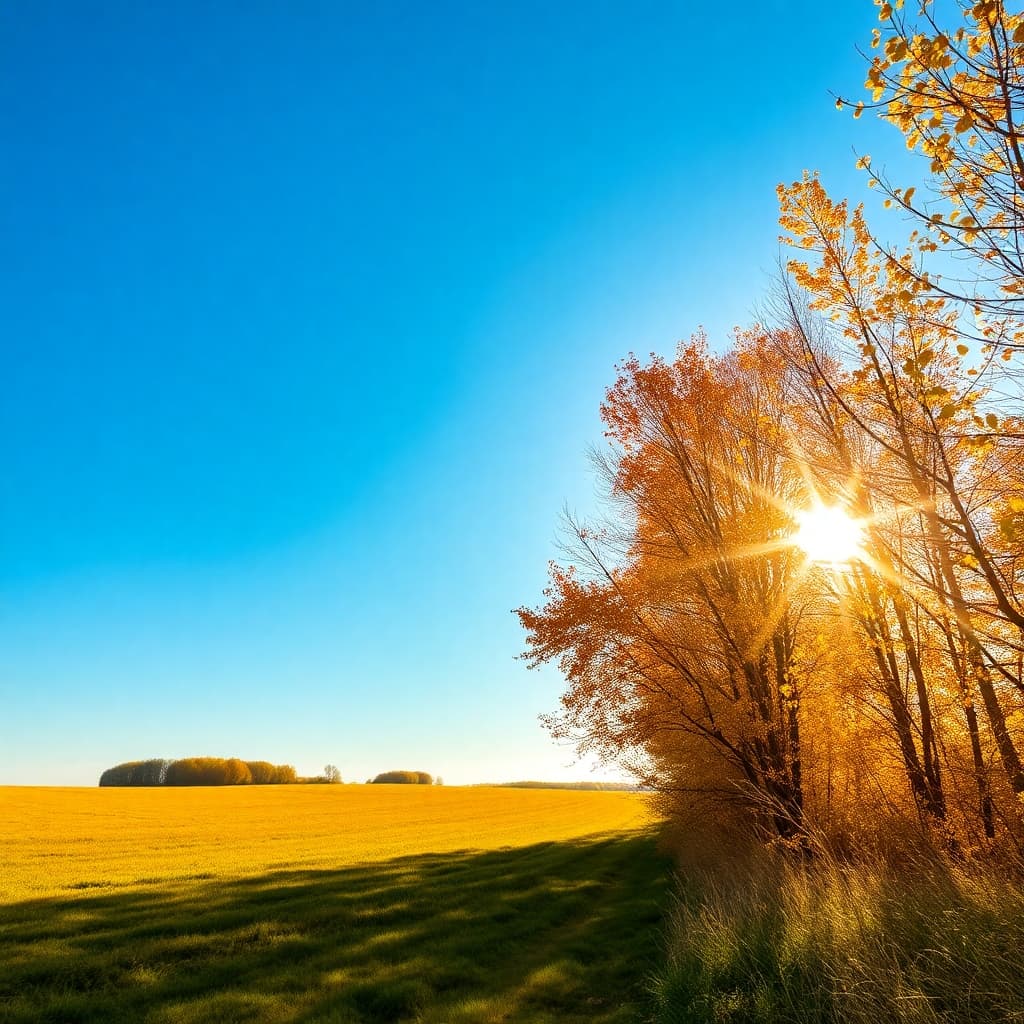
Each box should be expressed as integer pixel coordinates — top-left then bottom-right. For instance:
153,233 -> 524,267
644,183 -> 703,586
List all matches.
1,784 -> 656,902
2,785 -> 667,1023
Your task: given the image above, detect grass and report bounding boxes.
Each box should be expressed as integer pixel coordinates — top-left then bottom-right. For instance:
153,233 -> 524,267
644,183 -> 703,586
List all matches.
0,785 -> 669,1023
650,848 -> 1024,1024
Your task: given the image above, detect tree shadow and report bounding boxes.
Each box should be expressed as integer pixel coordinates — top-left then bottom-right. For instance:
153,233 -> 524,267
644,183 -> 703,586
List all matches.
1,830 -> 670,1024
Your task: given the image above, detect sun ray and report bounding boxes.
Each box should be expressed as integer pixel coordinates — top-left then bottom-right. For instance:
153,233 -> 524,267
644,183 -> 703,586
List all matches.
742,559 -> 815,661
792,502 -> 866,566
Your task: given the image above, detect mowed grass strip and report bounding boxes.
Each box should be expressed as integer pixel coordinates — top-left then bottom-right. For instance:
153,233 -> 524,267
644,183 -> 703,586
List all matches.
1,786 -> 668,1023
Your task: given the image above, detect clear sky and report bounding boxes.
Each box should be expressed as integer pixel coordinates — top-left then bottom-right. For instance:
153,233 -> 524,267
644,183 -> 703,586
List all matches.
1,2 -> 907,785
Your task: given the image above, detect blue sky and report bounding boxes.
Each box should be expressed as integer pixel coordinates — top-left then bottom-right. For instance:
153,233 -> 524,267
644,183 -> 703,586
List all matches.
2,2 -> 906,785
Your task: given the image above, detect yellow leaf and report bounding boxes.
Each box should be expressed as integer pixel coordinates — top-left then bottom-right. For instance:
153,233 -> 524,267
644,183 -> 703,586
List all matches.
957,344 -> 969,355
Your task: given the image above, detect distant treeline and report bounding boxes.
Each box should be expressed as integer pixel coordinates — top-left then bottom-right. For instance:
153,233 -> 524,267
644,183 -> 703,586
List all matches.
486,781 -> 643,791
369,770 -> 435,785
98,758 -> 300,787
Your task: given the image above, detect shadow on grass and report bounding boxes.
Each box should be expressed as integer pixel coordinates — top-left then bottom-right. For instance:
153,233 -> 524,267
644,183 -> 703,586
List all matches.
1,830 -> 670,1024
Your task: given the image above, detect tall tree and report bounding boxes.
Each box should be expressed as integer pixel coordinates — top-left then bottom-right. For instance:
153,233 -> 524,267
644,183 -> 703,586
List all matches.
520,335 -> 822,844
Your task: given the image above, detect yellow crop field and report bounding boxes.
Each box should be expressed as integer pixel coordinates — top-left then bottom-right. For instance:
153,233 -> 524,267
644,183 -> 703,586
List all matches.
2,784 -> 666,1023
2,784 -> 655,902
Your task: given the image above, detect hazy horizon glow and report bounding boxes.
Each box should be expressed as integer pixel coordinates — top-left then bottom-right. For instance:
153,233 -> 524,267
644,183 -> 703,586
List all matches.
2,2 -> 902,786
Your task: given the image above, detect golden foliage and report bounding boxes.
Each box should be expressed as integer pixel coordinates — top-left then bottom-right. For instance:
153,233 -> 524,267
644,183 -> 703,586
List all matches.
522,2 -> 1024,855
837,0 -> 1024,339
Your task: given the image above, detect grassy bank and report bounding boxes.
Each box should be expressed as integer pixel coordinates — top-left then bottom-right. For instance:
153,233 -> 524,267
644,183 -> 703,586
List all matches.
651,849 -> 1024,1024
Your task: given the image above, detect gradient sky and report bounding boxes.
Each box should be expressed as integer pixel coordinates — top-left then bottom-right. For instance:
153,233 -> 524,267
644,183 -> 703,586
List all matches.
2,2 -> 910,785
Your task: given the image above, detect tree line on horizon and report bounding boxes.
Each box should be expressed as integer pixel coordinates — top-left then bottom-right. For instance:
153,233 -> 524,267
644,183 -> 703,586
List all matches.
519,1 -> 1024,858
367,770 -> 436,785
97,760 -> 448,787
97,758 -> 338,787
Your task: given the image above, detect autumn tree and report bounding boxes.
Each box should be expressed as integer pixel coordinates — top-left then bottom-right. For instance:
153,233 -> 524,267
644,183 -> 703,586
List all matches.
246,760 -> 279,784
518,0 -> 1024,856
98,756 -> 298,786
165,757 -> 252,786
520,334 -> 832,846
837,0 -> 1024,337
98,759 -> 170,787
371,770 -> 434,784
771,323 -> 972,832
272,764 -> 298,784
774,0 -> 1024,841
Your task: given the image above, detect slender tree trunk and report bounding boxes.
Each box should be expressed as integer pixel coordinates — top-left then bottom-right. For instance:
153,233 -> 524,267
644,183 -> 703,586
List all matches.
936,609 -> 996,839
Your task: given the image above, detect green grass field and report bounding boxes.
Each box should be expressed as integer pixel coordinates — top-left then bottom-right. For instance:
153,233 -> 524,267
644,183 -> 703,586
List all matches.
1,787 -> 670,1023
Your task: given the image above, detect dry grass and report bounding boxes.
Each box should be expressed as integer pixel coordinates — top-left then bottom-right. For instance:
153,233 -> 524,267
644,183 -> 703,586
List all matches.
651,846 -> 1024,1023
1,783 -> 656,901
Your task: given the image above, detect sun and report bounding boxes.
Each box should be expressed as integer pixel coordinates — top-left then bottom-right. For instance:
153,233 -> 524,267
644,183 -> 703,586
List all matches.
792,502 -> 865,566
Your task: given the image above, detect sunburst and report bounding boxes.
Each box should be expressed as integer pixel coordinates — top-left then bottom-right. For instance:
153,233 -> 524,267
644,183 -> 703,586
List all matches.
792,502 -> 866,567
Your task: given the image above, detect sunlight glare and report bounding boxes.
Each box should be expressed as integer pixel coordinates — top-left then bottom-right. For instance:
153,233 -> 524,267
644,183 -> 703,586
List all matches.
793,503 -> 865,566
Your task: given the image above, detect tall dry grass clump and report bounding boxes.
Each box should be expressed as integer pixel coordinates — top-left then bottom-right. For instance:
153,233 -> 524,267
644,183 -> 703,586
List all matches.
651,824 -> 1024,1024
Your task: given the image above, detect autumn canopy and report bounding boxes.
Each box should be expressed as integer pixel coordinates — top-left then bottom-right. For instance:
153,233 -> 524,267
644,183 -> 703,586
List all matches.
519,0 -> 1024,854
